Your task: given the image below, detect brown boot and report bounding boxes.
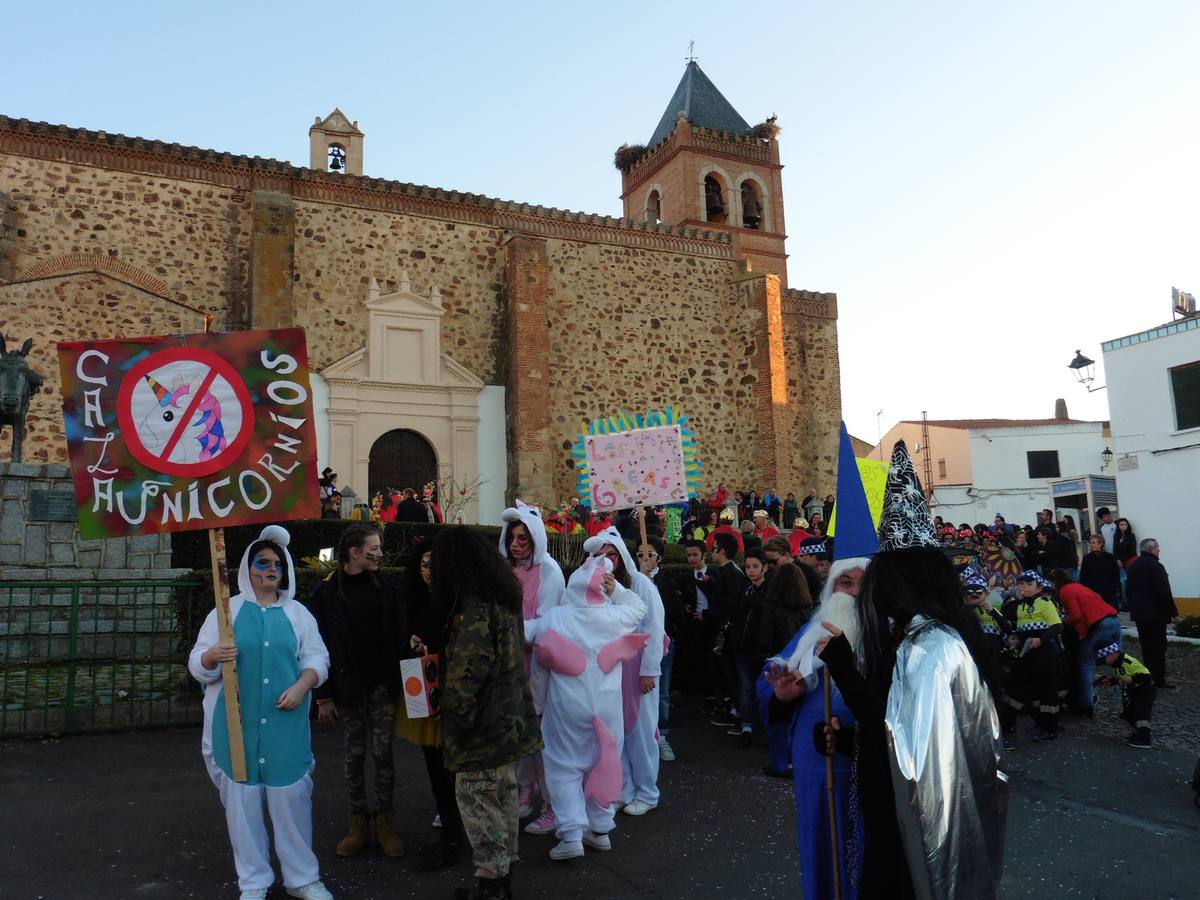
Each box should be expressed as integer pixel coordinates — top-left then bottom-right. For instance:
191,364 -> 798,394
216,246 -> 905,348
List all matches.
374,811 -> 407,858
336,812 -> 369,857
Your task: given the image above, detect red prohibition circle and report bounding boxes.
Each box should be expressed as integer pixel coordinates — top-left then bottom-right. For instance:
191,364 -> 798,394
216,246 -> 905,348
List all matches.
116,346 -> 255,478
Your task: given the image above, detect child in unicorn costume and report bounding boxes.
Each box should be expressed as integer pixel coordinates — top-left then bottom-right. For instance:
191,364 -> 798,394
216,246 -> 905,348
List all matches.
583,526 -> 666,816
497,501 -> 566,832
523,553 -> 648,859
188,525 -> 332,900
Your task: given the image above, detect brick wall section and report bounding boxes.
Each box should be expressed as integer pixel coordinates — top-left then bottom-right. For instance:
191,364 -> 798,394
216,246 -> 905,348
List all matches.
0,274 -> 205,462
290,201 -> 507,379
782,290 -> 841,494
0,463 -> 185,580
505,234 -> 554,503
0,192 -> 16,281
249,190 -> 295,329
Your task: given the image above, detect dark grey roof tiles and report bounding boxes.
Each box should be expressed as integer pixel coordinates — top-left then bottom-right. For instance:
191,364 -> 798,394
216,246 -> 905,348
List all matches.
647,62 -> 751,148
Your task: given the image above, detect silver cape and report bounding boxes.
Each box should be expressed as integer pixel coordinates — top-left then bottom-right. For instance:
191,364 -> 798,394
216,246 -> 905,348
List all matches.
886,615 -> 1008,899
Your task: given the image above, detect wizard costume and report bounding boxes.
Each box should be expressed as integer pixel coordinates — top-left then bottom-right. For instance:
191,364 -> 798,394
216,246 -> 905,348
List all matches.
757,423 -> 873,898
821,441 -> 1007,900
188,525 -> 331,896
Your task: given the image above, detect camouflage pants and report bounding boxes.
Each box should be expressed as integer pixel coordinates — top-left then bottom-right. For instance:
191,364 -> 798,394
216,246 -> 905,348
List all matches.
342,684 -> 395,814
455,763 -> 519,879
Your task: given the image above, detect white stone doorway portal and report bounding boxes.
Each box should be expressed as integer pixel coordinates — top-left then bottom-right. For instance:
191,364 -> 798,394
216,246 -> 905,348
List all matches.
321,273 -> 484,521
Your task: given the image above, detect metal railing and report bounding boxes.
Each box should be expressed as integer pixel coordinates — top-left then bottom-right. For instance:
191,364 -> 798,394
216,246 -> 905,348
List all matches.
0,580 -> 207,737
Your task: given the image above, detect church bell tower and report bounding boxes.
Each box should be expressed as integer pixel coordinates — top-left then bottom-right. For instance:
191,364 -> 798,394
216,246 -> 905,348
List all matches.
309,108 -> 364,176
616,61 -> 788,286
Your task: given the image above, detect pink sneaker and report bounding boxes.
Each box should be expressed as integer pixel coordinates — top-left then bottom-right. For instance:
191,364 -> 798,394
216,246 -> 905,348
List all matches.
523,806 -> 556,835
517,785 -> 537,818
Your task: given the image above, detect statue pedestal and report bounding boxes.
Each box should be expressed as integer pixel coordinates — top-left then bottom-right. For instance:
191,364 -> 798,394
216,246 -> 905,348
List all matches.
0,463 -> 189,581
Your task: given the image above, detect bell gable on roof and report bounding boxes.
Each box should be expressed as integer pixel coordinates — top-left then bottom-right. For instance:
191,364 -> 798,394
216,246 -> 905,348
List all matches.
647,61 -> 751,148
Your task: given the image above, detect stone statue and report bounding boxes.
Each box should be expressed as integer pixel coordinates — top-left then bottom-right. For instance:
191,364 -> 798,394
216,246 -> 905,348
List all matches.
0,335 -> 44,463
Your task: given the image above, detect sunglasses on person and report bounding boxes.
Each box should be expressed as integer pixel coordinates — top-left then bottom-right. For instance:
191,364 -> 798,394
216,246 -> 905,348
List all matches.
965,588 -> 987,597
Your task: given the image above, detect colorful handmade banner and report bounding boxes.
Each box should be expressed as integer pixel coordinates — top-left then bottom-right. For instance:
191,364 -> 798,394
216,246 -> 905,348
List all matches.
570,408 -> 702,512
57,328 -> 319,539
827,457 -> 890,537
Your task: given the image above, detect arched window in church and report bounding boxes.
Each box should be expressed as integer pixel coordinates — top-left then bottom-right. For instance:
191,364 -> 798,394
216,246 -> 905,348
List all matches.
645,190 -> 662,225
703,175 -> 727,224
740,180 -> 764,230
327,143 -> 347,173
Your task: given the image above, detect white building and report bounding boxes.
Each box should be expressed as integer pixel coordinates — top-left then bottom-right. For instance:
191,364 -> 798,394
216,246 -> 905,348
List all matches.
1102,315 -> 1200,608
872,408 -> 1110,529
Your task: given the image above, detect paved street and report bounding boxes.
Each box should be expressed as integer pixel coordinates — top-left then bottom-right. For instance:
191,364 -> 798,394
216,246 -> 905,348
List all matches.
2,648 -> 1197,900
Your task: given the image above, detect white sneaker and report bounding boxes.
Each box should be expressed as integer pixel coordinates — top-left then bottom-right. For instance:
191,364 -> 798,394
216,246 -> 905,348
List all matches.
582,830 -> 611,851
612,801 -> 626,812
524,806 -> 556,835
622,800 -> 657,816
240,891 -> 268,900
287,881 -> 334,900
658,738 -> 676,761
432,813 -> 442,828
549,839 -> 584,860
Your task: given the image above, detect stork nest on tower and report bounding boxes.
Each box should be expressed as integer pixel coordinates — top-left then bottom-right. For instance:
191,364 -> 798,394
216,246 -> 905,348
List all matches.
748,117 -> 781,142
613,143 -> 648,172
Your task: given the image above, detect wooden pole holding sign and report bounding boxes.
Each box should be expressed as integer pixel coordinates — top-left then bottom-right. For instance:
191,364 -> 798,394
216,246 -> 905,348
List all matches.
209,527 -> 247,782
637,504 -> 649,546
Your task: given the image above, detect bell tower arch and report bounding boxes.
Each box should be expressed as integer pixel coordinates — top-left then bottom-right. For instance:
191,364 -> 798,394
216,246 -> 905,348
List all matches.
309,108 -> 364,176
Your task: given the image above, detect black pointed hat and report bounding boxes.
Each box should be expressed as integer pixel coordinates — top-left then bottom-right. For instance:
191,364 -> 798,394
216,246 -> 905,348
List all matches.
877,440 -> 939,552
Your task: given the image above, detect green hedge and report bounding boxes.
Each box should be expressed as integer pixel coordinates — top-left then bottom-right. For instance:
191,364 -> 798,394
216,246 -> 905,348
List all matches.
1174,616 -> 1200,639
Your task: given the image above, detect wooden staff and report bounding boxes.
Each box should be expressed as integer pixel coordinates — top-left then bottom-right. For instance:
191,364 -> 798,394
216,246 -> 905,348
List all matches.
636,504 -> 649,546
209,527 -> 247,782
825,668 -> 843,900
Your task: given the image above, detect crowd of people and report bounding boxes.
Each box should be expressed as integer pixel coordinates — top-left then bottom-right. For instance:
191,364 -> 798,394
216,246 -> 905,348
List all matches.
197,448 -> 1180,900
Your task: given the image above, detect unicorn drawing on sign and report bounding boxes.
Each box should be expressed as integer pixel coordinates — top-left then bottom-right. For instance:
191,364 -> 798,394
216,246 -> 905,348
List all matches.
137,371 -> 227,463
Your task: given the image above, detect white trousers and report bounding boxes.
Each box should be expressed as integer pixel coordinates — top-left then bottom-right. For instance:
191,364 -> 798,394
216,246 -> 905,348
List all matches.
542,716 -> 621,843
620,685 -> 661,806
207,759 -> 320,891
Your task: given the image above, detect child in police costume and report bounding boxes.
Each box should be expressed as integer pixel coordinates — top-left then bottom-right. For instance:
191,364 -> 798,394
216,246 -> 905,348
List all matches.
1096,644 -> 1157,749
189,525 -> 333,900
1006,570 -> 1065,743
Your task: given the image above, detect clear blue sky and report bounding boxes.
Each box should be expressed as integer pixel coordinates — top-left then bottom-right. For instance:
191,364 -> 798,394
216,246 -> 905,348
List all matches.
7,1 -> 1199,443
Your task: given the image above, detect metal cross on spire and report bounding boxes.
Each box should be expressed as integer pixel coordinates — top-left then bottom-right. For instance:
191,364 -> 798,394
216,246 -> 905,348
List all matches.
686,39 -> 697,63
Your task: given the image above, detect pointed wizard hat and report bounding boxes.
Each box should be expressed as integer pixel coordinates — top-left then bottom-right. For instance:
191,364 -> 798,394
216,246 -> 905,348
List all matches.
877,440 -> 939,552
831,422 -> 877,562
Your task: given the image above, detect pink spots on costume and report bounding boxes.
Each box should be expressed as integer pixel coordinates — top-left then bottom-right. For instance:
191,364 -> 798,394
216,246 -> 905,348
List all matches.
598,633 -> 650,675
534,630 -> 587,677
583,715 -> 621,807
586,563 -> 609,605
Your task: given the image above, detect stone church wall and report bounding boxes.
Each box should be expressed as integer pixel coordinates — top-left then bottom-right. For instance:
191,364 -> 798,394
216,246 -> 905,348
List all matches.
0,122 -> 843,502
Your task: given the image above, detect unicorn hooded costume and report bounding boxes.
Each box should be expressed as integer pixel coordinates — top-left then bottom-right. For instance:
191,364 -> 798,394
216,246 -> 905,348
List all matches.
188,525 -> 330,896
583,526 -> 666,811
523,555 -> 648,851
499,500 -> 566,819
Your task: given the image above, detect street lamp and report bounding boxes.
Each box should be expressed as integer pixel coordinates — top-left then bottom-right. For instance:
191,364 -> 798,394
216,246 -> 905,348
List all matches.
1101,446 -> 1113,471
1068,350 -> 1106,392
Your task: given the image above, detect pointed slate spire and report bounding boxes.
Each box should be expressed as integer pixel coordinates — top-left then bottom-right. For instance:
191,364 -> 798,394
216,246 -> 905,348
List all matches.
877,441 -> 939,552
830,422 -> 877,562
647,61 -> 751,148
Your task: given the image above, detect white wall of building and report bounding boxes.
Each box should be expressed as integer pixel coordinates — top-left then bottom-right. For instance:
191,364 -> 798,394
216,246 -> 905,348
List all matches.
310,372 -> 331,474
476,385 -> 507,525
1104,318 -> 1200,600
964,423 -> 1108,527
